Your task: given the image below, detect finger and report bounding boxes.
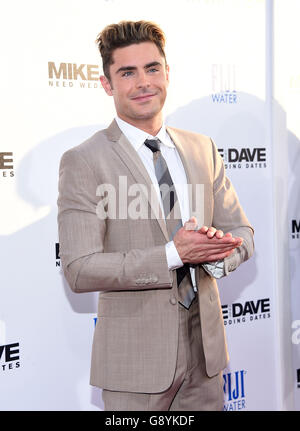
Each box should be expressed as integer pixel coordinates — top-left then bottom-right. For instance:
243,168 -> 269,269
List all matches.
205,249 -> 235,261
232,236 -> 243,246
196,239 -> 241,253
184,218 -> 198,231
194,236 -> 238,247
202,245 -> 239,255
215,234 -> 239,244
207,227 -> 216,238
215,230 -> 224,239
198,225 -> 208,234
224,233 -> 243,246
194,232 -> 241,246
203,238 -> 243,256
190,216 -> 198,224
235,236 -> 244,244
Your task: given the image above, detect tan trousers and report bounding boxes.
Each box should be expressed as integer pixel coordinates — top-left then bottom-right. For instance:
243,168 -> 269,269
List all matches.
102,294 -> 224,411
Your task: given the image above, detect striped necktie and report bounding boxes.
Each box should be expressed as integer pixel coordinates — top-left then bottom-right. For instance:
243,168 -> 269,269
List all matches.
144,138 -> 195,309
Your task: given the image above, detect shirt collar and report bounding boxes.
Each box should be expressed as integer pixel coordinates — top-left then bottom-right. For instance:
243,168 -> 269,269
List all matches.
115,116 -> 175,151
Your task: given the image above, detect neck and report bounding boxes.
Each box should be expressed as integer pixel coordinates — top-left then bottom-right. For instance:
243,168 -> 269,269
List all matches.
117,114 -> 163,136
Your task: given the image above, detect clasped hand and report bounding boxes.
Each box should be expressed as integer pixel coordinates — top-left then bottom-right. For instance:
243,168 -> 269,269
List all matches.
173,216 -> 243,265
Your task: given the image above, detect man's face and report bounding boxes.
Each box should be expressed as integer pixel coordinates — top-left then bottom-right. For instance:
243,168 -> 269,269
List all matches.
100,42 -> 169,126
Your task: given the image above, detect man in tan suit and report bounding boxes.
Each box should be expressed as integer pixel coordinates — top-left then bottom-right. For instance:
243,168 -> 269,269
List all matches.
57,21 -> 254,411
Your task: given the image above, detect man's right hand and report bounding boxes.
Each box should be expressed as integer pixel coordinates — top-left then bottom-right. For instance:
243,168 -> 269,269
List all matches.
173,217 -> 243,265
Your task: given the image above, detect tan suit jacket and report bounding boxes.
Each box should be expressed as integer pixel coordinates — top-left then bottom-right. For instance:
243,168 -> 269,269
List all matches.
57,120 -> 254,393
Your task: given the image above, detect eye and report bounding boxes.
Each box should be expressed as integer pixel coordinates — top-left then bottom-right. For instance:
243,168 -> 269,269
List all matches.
148,67 -> 159,73
122,70 -> 134,77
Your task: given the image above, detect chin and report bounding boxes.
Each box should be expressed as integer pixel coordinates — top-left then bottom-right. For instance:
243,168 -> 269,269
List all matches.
134,107 -> 162,120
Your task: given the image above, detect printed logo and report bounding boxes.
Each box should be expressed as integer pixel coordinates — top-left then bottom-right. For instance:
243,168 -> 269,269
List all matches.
0,342 -> 20,372
211,64 -> 237,104
223,369 -> 246,411
218,147 -> 267,169
55,242 -> 60,267
222,298 -> 271,326
291,219 -> 300,239
48,62 -> 101,89
0,152 -> 14,178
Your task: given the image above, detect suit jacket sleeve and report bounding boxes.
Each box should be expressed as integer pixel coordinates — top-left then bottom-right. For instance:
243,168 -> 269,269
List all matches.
57,148 -> 173,293
210,138 -> 254,275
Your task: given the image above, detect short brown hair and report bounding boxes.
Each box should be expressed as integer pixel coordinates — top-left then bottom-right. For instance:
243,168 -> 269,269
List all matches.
96,20 -> 167,80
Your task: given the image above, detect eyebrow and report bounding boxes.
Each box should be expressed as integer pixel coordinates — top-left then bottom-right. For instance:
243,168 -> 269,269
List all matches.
115,61 -> 162,75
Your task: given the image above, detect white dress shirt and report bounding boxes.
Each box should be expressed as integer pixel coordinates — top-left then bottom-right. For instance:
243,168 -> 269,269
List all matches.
115,116 -> 224,284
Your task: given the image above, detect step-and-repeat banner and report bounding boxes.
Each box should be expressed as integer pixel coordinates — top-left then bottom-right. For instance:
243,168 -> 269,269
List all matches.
0,0 -> 298,410
274,0 -> 300,410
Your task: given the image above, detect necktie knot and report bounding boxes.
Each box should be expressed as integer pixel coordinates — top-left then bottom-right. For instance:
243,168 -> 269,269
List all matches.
144,139 -> 160,153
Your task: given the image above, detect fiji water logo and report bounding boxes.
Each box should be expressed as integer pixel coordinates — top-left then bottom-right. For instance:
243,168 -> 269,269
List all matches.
223,369 -> 246,411
211,64 -> 237,104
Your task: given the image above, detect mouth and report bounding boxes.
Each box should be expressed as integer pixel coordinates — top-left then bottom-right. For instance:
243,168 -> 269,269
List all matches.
131,93 -> 156,102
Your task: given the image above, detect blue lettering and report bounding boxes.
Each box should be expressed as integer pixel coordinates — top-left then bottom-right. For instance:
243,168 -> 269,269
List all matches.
211,90 -> 237,104
211,93 -> 221,103
232,371 -> 240,399
223,370 -> 246,402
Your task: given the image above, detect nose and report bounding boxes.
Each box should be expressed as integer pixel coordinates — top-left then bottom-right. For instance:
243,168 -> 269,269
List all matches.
136,70 -> 150,88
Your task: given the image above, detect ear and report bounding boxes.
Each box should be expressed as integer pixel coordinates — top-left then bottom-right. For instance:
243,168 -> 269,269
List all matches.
165,64 -> 170,84
100,75 -> 113,96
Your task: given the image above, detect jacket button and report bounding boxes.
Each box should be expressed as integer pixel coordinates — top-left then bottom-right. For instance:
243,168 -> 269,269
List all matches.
170,296 -> 177,305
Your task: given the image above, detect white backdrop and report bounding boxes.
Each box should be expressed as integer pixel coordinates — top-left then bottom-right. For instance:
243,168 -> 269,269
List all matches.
0,0 -> 298,411
274,0 -> 300,410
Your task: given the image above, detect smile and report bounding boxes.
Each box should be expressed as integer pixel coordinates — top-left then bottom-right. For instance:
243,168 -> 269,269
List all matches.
131,93 -> 156,102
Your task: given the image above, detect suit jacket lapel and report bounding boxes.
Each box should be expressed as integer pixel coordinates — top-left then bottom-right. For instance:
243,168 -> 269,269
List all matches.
166,127 -> 193,216
166,126 -> 205,228
105,120 -> 169,242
